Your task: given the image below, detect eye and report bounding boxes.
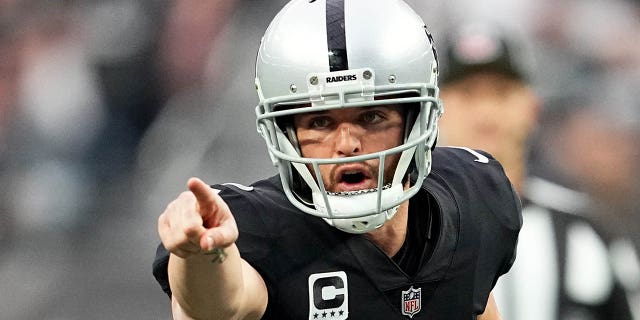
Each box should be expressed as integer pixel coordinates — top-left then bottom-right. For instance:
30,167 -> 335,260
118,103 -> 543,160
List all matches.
309,117 -> 331,129
361,110 -> 384,124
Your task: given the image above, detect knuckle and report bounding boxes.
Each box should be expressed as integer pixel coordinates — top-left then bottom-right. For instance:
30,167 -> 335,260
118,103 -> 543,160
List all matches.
160,200 -> 178,220
178,191 -> 194,201
163,241 -> 179,253
162,234 -> 194,255
158,210 -> 172,224
157,212 -> 165,225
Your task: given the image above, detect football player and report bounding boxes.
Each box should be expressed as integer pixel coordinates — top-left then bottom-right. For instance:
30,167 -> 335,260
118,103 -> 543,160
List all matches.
153,1 -> 521,319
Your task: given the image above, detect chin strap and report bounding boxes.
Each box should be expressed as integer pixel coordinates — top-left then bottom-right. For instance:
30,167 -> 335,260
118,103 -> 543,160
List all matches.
313,183 -> 404,234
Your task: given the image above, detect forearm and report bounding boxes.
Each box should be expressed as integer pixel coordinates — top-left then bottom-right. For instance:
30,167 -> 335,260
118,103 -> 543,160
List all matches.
168,244 -> 247,320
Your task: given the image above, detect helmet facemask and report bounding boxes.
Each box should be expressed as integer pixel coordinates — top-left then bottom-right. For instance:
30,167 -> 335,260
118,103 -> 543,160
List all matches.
256,69 -> 441,233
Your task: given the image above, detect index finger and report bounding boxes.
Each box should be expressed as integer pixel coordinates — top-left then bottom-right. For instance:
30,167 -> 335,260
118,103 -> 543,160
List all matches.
187,177 -> 216,216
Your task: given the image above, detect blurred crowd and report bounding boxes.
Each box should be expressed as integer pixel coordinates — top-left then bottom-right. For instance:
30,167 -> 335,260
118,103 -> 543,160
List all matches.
0,0 -> 637,319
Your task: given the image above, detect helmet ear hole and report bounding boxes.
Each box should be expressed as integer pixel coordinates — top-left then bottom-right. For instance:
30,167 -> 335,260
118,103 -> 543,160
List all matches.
354,221 -> 368,228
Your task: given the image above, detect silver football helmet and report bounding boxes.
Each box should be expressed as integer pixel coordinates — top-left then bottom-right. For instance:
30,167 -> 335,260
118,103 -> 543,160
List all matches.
255,0 -> 443,233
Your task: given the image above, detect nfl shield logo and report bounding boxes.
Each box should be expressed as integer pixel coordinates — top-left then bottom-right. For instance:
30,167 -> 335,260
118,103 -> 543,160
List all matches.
401,286 -> 422,318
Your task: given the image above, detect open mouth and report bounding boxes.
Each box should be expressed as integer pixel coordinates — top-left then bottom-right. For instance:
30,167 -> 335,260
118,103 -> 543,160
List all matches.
325,166 -> 385,195
341,171 -> 366,184
335,168 -> 372,191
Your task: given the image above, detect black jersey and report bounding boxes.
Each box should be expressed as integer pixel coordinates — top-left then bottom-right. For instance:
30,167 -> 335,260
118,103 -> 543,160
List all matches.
153,147 -> 522,319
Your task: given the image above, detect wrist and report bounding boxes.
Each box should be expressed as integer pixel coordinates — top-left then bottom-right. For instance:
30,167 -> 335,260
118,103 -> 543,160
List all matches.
204,247 -> 228,264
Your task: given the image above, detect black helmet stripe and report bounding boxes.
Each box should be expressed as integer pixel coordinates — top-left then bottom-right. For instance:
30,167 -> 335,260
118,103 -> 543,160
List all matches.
326,0 -> 349,71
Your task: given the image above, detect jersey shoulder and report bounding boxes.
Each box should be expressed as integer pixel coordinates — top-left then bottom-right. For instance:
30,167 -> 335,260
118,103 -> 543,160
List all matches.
430,146 -> 522,231
431,146 -> 500,179
212,175 -> 299,241
212,175 -> 295,216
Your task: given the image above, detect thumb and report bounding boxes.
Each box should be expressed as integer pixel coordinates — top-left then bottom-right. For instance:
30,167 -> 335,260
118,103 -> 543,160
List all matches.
199,215 -> 239,251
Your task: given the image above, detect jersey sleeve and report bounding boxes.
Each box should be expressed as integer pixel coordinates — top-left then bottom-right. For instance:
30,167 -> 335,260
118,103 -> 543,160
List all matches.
467,149 -> 523,280
152,243 -> 172,297
468,149 -> 522,311
431,147 -> 523,313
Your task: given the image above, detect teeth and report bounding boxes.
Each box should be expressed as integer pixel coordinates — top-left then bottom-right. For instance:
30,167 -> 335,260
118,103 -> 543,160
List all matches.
327,183 -> 392,196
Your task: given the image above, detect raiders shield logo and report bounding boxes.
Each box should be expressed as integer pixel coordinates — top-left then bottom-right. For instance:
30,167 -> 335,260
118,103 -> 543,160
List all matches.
401,286 -> 422,318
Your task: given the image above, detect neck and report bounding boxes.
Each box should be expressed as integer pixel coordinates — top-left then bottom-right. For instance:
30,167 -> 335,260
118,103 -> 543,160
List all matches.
364,201 -> 409,257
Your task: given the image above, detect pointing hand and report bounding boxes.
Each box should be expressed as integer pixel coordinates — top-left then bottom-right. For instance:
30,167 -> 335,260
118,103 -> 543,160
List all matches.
158,177 -> 239,259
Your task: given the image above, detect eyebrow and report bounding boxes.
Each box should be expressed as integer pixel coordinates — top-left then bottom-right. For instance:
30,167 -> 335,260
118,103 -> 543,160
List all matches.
295,110 -> 328,117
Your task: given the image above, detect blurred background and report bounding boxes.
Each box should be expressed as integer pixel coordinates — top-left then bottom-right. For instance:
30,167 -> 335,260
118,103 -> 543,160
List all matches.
0,0 -> 637,319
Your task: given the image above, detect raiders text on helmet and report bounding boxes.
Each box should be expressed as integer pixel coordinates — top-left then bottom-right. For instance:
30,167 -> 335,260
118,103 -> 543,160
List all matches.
326,74 -> 358,83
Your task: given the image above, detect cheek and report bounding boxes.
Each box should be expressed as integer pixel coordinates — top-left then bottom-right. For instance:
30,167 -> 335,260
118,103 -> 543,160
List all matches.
307,163 -> 332,181
370,126 -> 404,148
383,153 -> 401,177
299,144 -> 320,158
297,132 -> 333,159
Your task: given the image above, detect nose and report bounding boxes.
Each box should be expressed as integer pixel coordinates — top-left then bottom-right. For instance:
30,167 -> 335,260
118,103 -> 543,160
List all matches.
334,124 -> 362,157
